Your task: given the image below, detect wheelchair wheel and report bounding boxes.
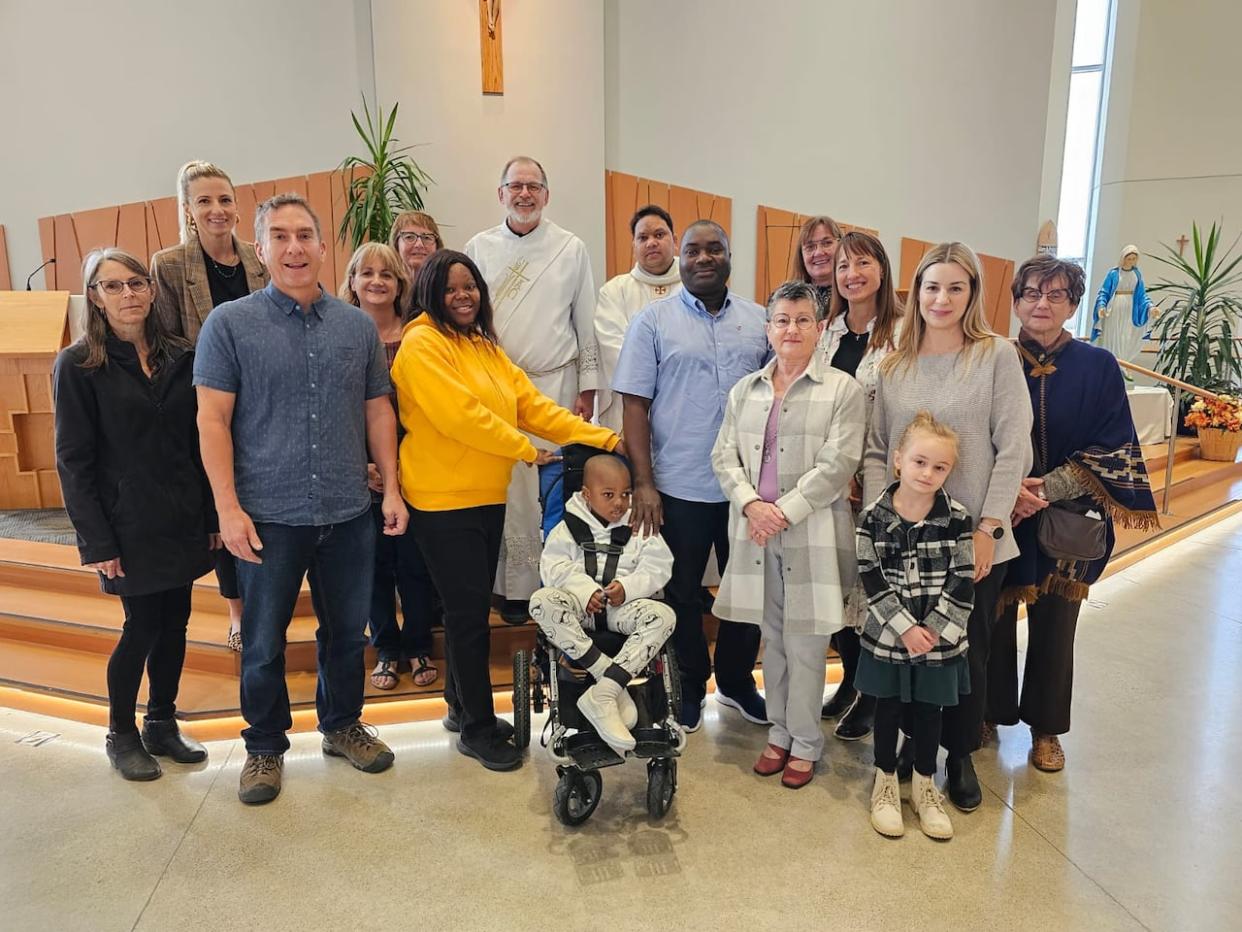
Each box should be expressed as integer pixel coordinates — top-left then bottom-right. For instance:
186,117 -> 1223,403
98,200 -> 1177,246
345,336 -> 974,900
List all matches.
664,644 -> 683,715
512,650 -> 531,750
646,758 -> 676,820
553,768 -> 603,826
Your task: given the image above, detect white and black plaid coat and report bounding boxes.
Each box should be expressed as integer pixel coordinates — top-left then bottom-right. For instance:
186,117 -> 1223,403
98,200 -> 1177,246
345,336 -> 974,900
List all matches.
711,355 -> 865,637
856,484 -> 975,664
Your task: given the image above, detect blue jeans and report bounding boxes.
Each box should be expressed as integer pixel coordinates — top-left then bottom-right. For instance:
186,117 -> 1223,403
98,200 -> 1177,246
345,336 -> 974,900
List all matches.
538,455 -> 564,539
236,508 -> 375,755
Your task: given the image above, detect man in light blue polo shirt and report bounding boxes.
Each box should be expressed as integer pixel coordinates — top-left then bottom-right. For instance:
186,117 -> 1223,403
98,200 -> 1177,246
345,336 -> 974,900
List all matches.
613,220 -> 771,732
195,194 -> 407,805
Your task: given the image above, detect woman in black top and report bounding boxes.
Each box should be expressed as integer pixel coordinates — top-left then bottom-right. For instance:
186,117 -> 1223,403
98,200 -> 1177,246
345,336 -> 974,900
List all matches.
151,161 -> 268,652
815,232 -> 903,740
54,249 -> 218,781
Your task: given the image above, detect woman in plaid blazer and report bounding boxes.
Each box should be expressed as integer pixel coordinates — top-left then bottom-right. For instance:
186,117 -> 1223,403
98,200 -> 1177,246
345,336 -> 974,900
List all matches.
712,281 -> 864,789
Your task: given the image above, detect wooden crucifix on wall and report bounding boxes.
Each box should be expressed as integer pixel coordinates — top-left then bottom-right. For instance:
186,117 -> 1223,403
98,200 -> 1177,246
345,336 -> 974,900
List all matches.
479,0 -> 503,95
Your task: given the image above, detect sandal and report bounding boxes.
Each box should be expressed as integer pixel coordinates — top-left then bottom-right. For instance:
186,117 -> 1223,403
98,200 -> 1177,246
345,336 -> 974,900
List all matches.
370,660 -> 399,691
226,625 -> 242,653
411,655 -> 438,688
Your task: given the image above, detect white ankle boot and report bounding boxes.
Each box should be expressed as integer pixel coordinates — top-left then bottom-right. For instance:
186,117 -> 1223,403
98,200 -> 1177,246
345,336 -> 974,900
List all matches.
578,679 -> 636,752
616,685 -> 638,729
869,768 -> 904,837
911,772 -> 954,839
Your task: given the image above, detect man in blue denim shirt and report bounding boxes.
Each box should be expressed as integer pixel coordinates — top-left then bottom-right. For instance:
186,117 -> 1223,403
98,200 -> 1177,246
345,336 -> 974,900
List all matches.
195,194 -> 407,805
613,220 -> 771,732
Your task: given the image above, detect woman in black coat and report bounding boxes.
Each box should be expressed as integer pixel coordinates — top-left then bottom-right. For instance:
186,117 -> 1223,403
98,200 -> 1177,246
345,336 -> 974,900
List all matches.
54,248 -> 218,781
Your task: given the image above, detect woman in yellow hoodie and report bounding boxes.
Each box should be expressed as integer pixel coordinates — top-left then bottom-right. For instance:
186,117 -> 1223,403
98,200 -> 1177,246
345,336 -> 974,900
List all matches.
391,250 -> 620,772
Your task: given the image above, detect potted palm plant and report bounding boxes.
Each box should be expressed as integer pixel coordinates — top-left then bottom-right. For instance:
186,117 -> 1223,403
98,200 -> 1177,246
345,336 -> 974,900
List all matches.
337,98 -> 433,252
1149,221 -> 1242,395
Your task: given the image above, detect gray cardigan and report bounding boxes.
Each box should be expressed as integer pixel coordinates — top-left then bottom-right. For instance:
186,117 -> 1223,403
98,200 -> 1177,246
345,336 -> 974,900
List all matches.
861,337 -> 1033,565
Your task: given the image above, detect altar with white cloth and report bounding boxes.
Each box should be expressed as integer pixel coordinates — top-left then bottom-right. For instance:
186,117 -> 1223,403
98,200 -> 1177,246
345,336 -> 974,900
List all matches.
1128,385 -> 1174,445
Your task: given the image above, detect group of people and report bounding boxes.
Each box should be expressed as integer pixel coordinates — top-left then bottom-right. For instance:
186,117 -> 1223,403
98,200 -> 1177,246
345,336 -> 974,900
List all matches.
53,155 -> 1157,839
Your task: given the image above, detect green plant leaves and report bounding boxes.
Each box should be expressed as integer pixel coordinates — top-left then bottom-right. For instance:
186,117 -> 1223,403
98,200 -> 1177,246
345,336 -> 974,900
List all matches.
337,98 -> 434,252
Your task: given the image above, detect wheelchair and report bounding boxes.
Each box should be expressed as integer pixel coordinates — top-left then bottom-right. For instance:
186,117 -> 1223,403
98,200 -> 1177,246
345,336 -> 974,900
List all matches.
512,628 -> 685,826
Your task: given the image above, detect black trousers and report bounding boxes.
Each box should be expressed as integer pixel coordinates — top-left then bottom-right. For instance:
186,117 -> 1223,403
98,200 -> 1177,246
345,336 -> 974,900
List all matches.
832,627 -> 862,693
988,591 -> 1082,736
940,567 -> 1006,757
108,585 -> 193,734
408,503 -> 504,741
659,493 -> 760,700
875,697 -> 941,777
369,501 -> 437,661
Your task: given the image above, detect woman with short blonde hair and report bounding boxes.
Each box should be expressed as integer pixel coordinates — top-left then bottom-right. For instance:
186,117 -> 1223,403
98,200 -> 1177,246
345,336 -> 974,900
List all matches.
791,215 -> 844,304
389,210 -> 444,314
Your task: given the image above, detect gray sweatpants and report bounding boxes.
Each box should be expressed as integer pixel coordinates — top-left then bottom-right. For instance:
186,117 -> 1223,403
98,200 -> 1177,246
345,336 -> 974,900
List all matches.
760,535 -> 831,761
529,587 -> 675,680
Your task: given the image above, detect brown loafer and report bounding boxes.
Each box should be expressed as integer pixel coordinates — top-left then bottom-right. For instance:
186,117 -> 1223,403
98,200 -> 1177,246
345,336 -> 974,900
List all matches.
1031,732 -> 1065,772
753,744 -> 789,776
781,757 -> 815,789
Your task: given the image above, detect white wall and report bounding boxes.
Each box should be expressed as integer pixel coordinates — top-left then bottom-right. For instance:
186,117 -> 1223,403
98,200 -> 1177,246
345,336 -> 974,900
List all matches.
1092,0 -> 1242,292
369,0 -> 607,281
0,0 -> 372,287
605,0 -> 1059,299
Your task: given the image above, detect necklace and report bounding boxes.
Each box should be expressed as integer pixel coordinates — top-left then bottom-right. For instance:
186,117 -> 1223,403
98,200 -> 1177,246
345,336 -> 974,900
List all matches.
208,255 -> 240,279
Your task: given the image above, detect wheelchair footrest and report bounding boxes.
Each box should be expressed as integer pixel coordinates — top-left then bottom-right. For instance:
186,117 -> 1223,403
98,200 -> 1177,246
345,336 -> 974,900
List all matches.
630,726 -> 681,759
564,732 -> 626,770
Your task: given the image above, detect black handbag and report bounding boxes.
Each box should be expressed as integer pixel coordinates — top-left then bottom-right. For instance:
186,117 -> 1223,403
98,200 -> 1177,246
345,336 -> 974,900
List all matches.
1032,443 -> 1107,563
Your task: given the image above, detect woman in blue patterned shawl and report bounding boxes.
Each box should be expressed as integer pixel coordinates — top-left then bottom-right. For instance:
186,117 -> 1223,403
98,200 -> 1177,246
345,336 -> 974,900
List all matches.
988,255 -> 1157,774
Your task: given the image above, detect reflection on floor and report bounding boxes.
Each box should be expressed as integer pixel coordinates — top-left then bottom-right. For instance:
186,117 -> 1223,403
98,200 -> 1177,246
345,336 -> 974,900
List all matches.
4,514 -> 1242,931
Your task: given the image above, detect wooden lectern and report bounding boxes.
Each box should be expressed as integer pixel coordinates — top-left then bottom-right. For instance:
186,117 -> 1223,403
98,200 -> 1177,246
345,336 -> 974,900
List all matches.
0,291 -> 71,508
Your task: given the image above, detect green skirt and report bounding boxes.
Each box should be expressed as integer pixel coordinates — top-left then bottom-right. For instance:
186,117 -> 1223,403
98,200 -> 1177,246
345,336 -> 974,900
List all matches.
855,651 -> 971,707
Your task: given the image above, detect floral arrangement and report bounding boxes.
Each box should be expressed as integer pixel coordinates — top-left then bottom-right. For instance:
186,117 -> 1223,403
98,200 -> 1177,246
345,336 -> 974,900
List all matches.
1184,395 -> 1242,433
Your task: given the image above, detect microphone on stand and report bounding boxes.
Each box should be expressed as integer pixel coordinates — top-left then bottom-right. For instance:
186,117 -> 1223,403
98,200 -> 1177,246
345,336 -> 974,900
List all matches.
26,258 -> 56,290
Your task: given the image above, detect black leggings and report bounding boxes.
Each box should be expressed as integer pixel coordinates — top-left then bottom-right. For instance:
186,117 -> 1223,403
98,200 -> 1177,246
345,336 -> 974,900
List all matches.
874,696 -> 942,778
214,548 -> 240,601
107,585 -> 193,734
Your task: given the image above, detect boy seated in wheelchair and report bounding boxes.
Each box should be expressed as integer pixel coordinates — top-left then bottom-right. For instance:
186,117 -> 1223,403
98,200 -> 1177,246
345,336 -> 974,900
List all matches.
530,454 -> 675,754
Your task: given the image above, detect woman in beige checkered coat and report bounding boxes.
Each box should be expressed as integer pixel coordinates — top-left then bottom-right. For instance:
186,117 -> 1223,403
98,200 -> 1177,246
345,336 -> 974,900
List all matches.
711,281 -> 865,789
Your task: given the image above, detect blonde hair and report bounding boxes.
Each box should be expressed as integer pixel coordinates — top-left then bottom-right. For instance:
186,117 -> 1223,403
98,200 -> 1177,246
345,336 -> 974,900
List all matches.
338,242 -> 411,313
176,160 -> 235,243
881,241 -> 997,376
388,211 -> 444,252
896,411 -> 960,464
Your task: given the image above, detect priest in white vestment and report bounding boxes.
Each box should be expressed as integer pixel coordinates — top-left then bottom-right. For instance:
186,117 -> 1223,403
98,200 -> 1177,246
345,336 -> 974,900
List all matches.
464,156 -> 600,614
596,204 -> 682,433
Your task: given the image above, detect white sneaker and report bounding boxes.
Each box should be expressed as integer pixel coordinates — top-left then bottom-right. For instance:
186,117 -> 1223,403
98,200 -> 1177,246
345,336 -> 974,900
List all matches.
616,686 -> 638,730
869,768 -> 904,838
577,679 -> 636,752
911,772 -> 954,840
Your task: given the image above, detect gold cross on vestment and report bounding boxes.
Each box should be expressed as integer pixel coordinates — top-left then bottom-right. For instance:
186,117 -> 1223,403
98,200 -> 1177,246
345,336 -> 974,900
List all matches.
493,259 -> 529,307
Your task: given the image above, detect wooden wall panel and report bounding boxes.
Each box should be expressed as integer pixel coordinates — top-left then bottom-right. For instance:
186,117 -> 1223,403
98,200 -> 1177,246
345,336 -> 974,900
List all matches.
753,205 -> 880,304
604,171 -> 732,280
0,225 -> 11,290
898,237 -> 1015,337
36,169 -> 358,294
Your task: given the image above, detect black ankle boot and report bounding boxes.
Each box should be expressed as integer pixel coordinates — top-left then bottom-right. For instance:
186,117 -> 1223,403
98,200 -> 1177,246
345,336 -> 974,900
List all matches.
107,731 -> 162,781
946,753 -> 982,812
821,683 -> 857,719
141,719 -> 207,764
834,693 -> 876,741
895,735 -> 916,781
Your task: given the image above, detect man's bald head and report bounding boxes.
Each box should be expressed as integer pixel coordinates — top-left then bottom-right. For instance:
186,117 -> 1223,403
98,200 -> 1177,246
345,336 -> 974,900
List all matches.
680,220 -> 730,255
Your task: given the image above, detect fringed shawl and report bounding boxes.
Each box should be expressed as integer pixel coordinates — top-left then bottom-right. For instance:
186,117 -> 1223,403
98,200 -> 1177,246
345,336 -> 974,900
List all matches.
1001,333 -> 1159,608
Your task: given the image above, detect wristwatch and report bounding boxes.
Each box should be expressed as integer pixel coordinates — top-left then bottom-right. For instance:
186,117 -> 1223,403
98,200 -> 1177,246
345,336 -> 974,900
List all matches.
979,521 -> 1004,540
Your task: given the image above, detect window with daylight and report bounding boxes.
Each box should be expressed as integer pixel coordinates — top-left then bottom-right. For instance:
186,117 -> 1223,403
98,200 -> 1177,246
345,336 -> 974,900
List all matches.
1055,0 -> 1114,335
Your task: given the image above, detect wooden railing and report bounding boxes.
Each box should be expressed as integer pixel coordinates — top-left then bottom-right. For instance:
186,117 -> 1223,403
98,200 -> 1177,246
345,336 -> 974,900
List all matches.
1115,358 -> 1224,514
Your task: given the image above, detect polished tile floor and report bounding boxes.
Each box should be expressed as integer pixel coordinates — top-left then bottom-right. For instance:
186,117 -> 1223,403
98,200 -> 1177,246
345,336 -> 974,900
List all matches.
4,515 -> 1242,932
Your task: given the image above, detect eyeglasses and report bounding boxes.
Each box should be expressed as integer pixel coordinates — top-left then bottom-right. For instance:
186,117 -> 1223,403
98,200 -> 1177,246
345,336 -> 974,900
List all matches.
768,315 -> 818,331
396,231 -> 439,246
89,277 -> 151,296
1019,287 -> 1071,305
503,181 -> 546,194
802,237 -> 836,253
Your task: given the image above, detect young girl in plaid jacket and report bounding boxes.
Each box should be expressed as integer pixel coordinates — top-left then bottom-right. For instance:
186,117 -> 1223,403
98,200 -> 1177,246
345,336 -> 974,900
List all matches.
856,412 -> 974,840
